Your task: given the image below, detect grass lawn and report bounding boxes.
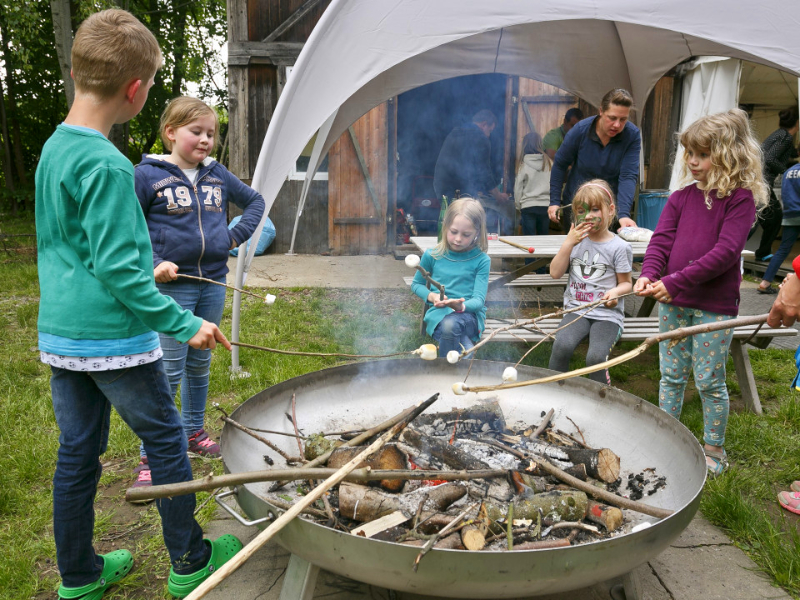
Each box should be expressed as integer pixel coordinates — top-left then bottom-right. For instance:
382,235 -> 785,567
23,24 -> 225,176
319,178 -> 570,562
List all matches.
1,212 -> 799,599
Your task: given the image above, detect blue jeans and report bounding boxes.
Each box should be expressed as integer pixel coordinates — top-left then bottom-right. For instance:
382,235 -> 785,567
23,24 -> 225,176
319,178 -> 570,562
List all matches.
432,312 -> 479,357
155,277 -> 226,438
51,361 -> 208,587
763,225 -> 800,282
520,206 -> 549,236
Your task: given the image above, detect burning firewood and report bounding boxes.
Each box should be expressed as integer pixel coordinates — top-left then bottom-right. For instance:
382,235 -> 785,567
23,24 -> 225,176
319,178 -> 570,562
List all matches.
338,482 -> 467,522
401,428 -> 490,471
327,445 -> 407,491
486,490 -> 589,524
585,500 -> 624,531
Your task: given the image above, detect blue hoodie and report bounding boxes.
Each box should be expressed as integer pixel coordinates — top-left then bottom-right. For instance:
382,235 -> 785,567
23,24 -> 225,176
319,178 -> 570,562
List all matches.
782,164 -> 800,220
135,155 -> 266,280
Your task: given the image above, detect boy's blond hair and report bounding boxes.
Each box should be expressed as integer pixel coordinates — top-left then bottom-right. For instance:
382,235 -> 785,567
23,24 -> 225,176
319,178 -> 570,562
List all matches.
160,97 -> 220,152
433,197 -> 488,257
676,108 -> 769,208
71,9 -> 162,100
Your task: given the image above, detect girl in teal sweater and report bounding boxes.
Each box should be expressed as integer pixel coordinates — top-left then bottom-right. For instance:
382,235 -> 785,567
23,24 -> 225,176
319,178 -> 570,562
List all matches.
411,197 -> 490,357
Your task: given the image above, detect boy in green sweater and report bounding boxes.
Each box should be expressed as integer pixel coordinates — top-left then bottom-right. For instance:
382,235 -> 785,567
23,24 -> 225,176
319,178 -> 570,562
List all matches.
36,9 -> 242,599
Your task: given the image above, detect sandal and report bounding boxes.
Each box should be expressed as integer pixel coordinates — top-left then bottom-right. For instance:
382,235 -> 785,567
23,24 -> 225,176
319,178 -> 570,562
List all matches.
778,491 -> 800,515
58,549 -> 133,600
757,285 -> 778,295
167,534 -> 243,598
704,447 -> 728,478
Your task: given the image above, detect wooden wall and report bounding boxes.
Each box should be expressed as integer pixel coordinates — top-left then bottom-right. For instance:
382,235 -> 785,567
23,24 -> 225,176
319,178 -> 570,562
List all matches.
327,103 -> 390,255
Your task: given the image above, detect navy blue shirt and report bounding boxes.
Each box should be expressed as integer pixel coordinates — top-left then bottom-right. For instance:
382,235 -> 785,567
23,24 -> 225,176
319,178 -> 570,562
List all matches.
433,123 -> 497,200
782,164 -> 800,220
549,116 -> 641,219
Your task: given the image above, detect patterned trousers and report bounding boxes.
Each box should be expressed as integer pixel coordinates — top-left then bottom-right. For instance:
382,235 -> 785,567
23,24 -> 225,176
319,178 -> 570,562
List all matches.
657,303 -> 733,447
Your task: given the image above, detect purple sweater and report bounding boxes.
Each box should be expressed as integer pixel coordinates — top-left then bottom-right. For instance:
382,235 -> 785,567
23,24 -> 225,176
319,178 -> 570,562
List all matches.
640,184 -> 756,316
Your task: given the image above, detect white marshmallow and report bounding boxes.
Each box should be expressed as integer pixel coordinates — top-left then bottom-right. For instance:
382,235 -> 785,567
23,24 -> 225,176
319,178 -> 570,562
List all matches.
416,344 -> 437,360
452,382 -> 467,395
502,367 -> 518,382
265,294 -> 276,305
447,350 -> 460,364
404,254 -> 421,268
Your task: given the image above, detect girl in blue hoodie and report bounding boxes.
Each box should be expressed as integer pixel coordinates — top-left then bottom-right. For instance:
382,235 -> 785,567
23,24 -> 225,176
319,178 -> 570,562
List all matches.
132,97 -> 265,490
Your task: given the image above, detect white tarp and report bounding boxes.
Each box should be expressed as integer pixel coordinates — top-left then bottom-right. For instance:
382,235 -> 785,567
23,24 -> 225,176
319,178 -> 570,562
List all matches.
229,0 -> 800,369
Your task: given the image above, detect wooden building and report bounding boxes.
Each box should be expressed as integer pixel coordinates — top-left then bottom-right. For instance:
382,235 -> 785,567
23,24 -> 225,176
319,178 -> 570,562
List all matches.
228,0 -> 679,256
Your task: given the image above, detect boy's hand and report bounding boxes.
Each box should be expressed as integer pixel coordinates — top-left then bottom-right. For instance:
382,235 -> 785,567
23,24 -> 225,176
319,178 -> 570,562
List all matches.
154,261 -> 179,283
187,320 -> 231,351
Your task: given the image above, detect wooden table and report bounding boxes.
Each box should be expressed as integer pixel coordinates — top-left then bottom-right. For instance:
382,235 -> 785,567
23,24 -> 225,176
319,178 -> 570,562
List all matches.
411,235 -> 755,316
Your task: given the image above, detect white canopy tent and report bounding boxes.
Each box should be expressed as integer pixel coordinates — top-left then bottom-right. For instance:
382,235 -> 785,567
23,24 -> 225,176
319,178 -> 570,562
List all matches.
229,0 -> 800,370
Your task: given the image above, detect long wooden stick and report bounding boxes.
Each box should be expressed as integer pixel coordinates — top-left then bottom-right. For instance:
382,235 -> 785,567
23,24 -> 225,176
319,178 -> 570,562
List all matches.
461,313 -> 770,393
125,467 -> 509,502
413,264 -> 446,300
176,273 -> 270,302
230,340 -> 412,359
213,405 -> 300,465
185,393 -> 440,600
498,237 -> 534,253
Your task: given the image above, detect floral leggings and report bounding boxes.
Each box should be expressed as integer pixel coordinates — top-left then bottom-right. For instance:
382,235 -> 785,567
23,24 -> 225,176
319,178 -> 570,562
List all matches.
658,304 -> 733,447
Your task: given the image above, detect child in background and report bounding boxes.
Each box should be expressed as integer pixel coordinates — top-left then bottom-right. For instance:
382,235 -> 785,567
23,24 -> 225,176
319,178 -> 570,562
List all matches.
635,109 -> 768,477
548,179 -> 633,384
411,197 -> 491,357
133,97 -> 265,486
757,162 -> 800,294
35,10 -> 240,599
515,131 -> 552,236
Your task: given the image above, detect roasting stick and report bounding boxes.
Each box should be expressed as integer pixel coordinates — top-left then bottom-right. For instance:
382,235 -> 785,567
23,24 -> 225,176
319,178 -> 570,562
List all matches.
126,467 -> 508,502
184,393 -> 440,600
454,313 -> 770,395
498,237 -> 534,253
230,340 -> 427,360
405,254 -> 446,300
176,273 -> 276,304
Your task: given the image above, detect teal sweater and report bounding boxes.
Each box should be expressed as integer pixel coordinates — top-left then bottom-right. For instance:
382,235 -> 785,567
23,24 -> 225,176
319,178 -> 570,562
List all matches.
35,125 -> 202,343
411,246 -> 490,338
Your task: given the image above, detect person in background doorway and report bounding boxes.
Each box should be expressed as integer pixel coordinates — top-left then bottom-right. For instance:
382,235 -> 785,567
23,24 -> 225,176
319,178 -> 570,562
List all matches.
757,162 -> 800,293
515,130 -> 552,237
548,89 -> 641,232
753,105 -> 799,262
543,107 -> 584,160
433,110 -> 513,233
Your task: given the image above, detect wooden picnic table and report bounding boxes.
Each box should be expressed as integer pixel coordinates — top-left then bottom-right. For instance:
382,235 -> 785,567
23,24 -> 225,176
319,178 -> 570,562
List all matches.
411,235 -> 755,316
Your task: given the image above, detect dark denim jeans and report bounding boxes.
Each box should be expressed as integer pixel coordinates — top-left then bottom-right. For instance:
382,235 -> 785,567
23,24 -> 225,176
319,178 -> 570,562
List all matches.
520,206 -> 549,236
156,277 -> 226,437
432,311 -> 479,357
51,360 -> 208,587
763,224 -> 800,282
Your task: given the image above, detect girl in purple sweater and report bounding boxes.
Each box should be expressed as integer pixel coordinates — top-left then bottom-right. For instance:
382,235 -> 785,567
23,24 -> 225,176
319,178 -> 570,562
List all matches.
634,109 -> 767,477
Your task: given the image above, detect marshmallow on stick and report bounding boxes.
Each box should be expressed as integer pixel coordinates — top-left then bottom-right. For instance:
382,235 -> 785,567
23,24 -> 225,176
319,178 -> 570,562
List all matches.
405,254 -> 446,300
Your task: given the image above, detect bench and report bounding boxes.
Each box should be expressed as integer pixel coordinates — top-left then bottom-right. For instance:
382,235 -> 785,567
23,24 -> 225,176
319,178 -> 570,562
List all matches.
482,316 -> 798,415
403,273 -> 569,289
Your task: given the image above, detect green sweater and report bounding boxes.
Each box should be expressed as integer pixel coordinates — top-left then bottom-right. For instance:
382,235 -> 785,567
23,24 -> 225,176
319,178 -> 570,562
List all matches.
411,246 -> 490,338
35,125 -> 202,343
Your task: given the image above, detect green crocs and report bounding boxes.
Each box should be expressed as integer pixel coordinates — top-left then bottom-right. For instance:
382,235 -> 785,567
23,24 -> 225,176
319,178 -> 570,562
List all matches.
57,549 -> 133,600
167,534 -> 243,598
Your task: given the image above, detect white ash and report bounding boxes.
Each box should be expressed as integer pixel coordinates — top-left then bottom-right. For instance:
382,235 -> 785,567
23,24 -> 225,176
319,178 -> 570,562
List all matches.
451,439 -> 518,470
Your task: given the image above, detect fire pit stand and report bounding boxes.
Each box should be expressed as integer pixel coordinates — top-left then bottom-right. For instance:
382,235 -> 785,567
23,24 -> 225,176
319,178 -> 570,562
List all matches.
220,359 -> 706,600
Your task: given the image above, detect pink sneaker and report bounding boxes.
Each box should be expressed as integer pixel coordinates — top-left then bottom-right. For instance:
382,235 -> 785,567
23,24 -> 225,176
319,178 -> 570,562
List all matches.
187,429 -> 221,458
792,481 -> 800,493
778,491 -> 800,515
129,458 -> 152,504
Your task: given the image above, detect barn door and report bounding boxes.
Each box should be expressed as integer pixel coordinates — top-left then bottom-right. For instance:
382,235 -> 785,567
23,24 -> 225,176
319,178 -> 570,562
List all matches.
327,103 -> 389,255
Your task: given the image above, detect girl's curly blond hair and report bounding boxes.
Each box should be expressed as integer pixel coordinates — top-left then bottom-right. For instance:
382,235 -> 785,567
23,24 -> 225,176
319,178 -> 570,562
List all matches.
675,108 -> 768,208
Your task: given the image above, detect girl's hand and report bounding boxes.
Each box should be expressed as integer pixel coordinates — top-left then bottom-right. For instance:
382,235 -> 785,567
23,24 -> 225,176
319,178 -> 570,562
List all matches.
600,292 -> 619,308
154,261 -> 179,283
634,276 -> 652,295
444,297 -> 466,311
566,222 -> 592,246
649,280 -> 673,303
